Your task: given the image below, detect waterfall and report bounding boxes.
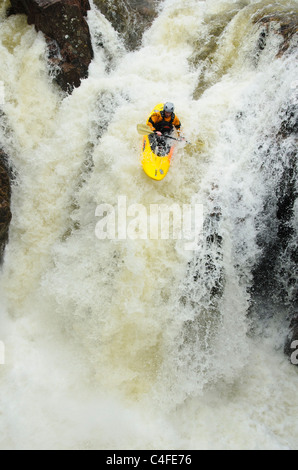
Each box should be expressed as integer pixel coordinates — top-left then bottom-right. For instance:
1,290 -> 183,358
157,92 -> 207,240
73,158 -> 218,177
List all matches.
0,0 -> 297,450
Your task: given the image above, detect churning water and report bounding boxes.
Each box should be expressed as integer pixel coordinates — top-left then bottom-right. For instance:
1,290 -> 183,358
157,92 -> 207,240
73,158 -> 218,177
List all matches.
0,0 -> 297,450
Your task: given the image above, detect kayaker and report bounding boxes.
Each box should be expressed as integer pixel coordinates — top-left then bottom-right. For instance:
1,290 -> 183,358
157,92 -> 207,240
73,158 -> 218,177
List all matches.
146,102 -> 182,138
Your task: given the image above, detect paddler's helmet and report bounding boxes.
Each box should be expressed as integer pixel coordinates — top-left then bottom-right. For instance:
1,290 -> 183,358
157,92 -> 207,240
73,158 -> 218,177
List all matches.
164,102 -> 174,114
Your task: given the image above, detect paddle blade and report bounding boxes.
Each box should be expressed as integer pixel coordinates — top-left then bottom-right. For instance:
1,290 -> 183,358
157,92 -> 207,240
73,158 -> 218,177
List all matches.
137,124 -> 153,135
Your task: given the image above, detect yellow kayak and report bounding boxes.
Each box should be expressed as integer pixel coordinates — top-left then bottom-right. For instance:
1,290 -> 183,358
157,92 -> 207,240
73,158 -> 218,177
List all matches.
141,134 -> 175,181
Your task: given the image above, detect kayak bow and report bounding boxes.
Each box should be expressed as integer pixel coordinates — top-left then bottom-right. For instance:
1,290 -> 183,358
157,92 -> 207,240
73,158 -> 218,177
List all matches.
141,133 -> 174,181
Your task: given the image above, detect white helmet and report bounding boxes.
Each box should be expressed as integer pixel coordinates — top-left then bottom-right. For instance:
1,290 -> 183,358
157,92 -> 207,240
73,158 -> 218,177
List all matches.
164,102 -> 174,113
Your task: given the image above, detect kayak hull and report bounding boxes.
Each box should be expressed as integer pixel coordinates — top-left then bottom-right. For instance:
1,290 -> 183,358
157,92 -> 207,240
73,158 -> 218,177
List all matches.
141,135 -> 174,181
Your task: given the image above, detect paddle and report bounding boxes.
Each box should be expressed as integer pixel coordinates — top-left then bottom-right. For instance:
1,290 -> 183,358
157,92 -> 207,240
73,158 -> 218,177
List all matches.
137,124 -> 190,144
164,134 -> 186,143
137,124 -> 155,135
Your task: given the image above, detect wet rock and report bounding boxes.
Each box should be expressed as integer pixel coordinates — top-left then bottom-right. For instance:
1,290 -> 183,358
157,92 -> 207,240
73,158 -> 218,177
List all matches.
9,0 -> 94,92
255,12 -> 298,57
0,149 -> 11,262
249,103 -> 298,363
93,0 -> 158,50
192,9 -> 298,100
248,12 -> 298,362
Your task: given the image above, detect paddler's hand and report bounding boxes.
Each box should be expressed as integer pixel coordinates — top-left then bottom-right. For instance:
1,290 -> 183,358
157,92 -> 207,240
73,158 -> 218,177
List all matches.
156,131 -> 162,136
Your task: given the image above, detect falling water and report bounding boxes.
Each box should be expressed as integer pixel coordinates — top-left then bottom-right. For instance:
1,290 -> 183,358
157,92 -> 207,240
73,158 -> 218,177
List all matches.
0,0 -> 297,450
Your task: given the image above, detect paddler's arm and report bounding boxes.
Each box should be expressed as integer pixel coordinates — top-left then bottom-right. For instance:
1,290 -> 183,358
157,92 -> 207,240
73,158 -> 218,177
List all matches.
146,112 -> 160,132
147,114 -> 163,136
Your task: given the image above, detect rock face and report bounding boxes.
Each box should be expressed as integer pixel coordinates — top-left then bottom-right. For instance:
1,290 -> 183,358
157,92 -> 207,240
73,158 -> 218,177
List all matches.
0,149 -> 11,262
251,13 -> 298,364
9,0 -> 94,92
93,0 -> 158,50
8,0 -> 158,89
255,12 -> 298,57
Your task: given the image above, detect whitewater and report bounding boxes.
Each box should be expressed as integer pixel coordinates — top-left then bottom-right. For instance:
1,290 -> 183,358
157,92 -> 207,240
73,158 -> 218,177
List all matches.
0,0 -> 297,450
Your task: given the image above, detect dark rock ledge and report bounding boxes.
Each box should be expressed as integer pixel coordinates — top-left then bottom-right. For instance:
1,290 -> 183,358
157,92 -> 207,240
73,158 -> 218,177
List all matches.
0,149 -> 11,263
9,0 -> 94,92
